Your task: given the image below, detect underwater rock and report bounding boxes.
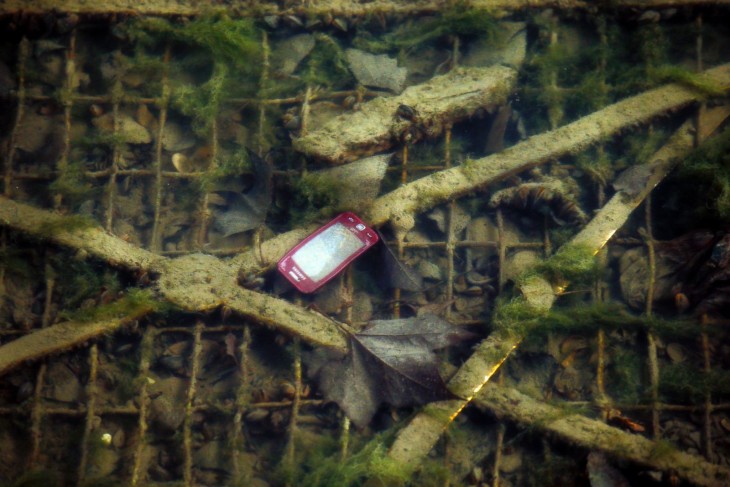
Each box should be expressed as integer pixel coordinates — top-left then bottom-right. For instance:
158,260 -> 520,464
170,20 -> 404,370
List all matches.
587,452 -> 630,487
161,122 -> 195,152
271,34 -> 315,75
666,343 -> 686,364
612,164 -> 658,199
293,66 -> 516,164
92,113 -> 151,145
427,203 -> 470,236
212,149 -> 272,237
309,153 -> 392,210
499,451 -> 523,474
619,231 -> 730,315
463,22 -> 527,69
417,260 -> 442,281
345,48 -> 407,93
15,111 -> 61,155
194,440 -> 229,471
44,360 -> 81,403
87,447 -> 120,478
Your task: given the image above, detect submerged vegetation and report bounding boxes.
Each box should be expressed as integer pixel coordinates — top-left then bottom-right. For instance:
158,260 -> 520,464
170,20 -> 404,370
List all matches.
354,4 -> 499,53
679,127 -> 730,220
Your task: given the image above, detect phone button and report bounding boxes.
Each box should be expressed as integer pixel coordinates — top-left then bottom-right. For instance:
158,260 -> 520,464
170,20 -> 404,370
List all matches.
355,223 -> 365,231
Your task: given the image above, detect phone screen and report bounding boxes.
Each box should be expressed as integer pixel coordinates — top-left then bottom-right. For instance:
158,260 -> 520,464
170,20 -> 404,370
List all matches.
291,222 -> 365,282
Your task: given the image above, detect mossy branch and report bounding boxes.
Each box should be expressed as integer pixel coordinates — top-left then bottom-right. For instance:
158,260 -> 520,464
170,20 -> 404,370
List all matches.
475,383 -> 730,487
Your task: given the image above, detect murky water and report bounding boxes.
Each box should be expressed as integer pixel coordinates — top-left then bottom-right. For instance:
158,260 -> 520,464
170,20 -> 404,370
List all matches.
0,4 -> 729,486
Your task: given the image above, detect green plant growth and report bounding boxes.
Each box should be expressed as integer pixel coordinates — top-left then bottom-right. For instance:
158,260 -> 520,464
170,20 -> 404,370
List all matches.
354,4 -> 500,54
278,431 -> 412,487
301,34 -> 354,90
491,296 -> 548,339
125,15 -> 261,74
648,439 -> 680,462
59,288 -> 160,323
37,214 -> 97,240
678,127 -> 730,220
605,345 -> 645,404
647,65 -> 726,98
289,171 -> 342,223
124,15 -> 262,136
173,62 -> 230,136
49,160 -> 97,210
528,243 -> 601,288
659,363 -> 730,403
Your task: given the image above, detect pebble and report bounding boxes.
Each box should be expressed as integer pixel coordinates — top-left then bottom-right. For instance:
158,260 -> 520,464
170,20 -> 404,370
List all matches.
499,451 -> 523,474
92,113 -> 151,144
272,34 -> 315,75
148,377 -> 187,433
44,361 -> 81,403
87,447 -> 120,478
345,48 -> 407,93
15,111 -> 58,154
161,122 -> 195,152
666,343 -> 686,364
428,204 -> 470,236
417,260 -> 442,281
194,440 -> 228,471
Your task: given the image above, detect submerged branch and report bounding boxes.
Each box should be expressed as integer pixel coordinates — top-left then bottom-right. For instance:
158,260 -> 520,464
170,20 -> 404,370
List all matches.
0,196 -> 166,273
476,383 -> 730,487
0,309 -> 151,377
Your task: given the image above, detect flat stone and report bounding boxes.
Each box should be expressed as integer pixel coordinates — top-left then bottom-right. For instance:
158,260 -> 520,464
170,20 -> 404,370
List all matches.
346,48 -> 407,93
44,361 -> 81,403
272,34 -> 315,75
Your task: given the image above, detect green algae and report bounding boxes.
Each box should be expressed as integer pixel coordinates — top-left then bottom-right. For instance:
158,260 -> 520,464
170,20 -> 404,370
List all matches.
59,288 -> 160,323
679,127 -> 730,220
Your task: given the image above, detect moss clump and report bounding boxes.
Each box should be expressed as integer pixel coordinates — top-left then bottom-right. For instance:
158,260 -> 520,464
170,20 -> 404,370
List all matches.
660,363 -> 730,403
174,62 -> 229,136
279,431 -> 411,487
59,288 -> 160,323
125,15 -> 262,136
516,244 -> 600,290
606,345 -> 644,404
491,296 -> 547,338
355,4 -> 499,53
289,171 -> 340,223
125,15 -> 261,74
303,34 -> 354,90
648,439 -> 679,462
648,65 -> 726,98
37,214 -> 97,240
49,160 -> 96,210
679,127 -> 730,220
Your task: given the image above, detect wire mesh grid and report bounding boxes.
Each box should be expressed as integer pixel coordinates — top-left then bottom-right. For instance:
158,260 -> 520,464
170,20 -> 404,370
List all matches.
0,7 -> 729,487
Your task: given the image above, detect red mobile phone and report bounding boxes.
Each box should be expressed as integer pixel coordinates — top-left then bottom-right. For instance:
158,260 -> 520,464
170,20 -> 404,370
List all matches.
278,212 -> 379,293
